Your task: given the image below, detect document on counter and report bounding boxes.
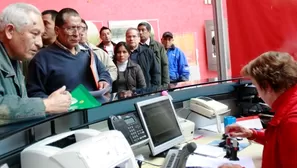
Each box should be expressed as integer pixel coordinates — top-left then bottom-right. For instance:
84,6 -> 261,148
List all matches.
200,116 -> 263,133
186,155 -> 255,168
193,144 -> 225,158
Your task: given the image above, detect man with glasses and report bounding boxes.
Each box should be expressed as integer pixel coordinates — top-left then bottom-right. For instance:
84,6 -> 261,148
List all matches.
26,8 -> 111,98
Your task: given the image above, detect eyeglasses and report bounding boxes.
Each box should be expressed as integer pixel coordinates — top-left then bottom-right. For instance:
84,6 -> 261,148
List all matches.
62,26 -> 86,34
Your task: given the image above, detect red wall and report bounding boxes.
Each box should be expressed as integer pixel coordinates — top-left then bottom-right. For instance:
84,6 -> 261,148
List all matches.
0,0 -> 227,79
227,0 -> 297,77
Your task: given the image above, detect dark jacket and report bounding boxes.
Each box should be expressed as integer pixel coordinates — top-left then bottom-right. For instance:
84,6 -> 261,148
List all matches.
112,60 -> 146,92
0,43 -> 45,124
145,38 -> 169,85
97,41 -> 116,53
131,45 -> 161,87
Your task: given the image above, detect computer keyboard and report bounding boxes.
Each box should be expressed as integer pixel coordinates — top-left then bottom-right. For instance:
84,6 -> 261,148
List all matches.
161,149 -> 181,168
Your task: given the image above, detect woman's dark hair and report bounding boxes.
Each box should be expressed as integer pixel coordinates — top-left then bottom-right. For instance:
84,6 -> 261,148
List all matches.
113,42 -> 130,62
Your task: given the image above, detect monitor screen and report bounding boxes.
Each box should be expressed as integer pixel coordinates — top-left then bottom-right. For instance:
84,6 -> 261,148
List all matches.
135,96 -> 184,156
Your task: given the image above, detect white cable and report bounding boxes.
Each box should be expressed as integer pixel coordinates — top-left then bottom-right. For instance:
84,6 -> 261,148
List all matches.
215,112 -> 222,133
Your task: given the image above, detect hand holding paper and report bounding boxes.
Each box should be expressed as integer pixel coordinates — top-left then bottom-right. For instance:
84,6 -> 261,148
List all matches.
98,81 -> 109,90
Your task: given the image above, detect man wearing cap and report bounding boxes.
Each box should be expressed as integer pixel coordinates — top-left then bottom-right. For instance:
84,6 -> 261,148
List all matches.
161,31 -> 190,83
137,22 -> 169,86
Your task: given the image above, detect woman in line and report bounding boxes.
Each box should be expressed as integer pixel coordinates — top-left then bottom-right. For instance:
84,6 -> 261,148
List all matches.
220,51 -> 297,168
112,42 -> 146,97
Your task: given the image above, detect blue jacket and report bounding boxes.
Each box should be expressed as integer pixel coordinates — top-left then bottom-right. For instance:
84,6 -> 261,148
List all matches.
166,45 -> 190,82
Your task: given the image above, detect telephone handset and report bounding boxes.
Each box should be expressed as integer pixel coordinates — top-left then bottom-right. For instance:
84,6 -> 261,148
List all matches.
190,97 -> 229,133
108,112 -> 149,149
190,97 -> 228,118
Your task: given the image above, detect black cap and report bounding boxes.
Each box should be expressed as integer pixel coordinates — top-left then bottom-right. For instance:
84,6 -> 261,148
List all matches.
162,31 -> 173,38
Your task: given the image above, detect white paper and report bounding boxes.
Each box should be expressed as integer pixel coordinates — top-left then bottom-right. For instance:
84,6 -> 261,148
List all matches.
200,117 -> 263,133
89,86 -> 110,98
186,155 -> 255,168
193,144 -> 225,158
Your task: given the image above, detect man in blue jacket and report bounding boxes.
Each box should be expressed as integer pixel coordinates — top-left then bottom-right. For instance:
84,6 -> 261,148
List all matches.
161,31 -> 190,83
26,8 -> 111,98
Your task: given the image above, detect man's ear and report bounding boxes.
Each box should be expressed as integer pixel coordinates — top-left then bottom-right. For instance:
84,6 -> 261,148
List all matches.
54,26 -> 59,36
4,24 -> 15,40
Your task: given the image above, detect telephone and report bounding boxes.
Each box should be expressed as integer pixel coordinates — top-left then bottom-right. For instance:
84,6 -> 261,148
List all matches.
190,97 -> 228,118
161,142 -> 197,168
108,112 -> 149,149
190,97 -> 229,133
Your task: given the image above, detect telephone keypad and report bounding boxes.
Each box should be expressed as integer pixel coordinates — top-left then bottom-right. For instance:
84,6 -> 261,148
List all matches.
127,121 -> 147,143
108,113 -> 148,145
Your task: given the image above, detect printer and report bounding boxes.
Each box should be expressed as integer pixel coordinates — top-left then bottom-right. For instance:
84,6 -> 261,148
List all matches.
21,129 -> 138,168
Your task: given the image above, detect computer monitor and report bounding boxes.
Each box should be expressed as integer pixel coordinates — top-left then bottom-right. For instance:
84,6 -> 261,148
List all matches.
135,96 -> 184,156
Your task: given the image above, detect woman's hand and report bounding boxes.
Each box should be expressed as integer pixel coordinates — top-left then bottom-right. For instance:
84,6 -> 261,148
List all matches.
225,124 -> 253,138
218,163 -> 243,168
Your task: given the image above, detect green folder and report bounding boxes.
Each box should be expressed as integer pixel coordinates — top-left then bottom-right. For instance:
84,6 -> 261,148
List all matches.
69,84 -> 101,111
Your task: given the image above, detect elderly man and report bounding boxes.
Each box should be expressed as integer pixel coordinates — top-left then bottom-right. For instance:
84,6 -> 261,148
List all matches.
0,3 -> 71,124
26,8 -> 111,98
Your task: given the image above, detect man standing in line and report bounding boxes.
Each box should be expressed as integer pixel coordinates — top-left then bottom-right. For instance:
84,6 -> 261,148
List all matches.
138,22 -> 169,85
79,19 -> 117,82
125,28 -> 161,87
161,31 -> 190,83
22,9 -> 59,80
97,26 -> 116,59
41,9 -> 58,47
0,3 -> 71,124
